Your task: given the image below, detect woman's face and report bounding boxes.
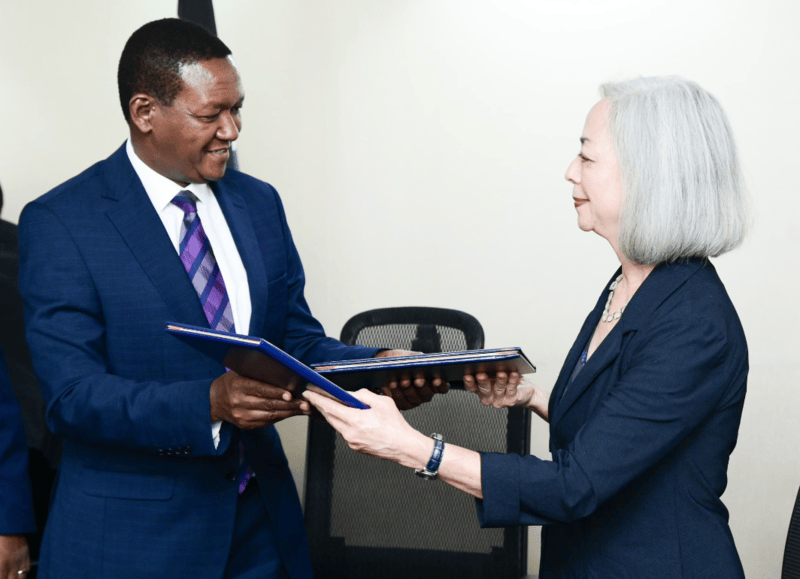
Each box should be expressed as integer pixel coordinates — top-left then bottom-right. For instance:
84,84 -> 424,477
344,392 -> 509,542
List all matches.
564,98 -> 625,246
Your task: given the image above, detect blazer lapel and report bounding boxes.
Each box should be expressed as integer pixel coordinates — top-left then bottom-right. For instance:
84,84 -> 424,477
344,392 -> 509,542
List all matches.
549,259 -> 707,430
548,304 -> 601,419
549,270 -> 621,429
102,145 -> 209,328
212,181 -> 269,336
550,326 -> 623,428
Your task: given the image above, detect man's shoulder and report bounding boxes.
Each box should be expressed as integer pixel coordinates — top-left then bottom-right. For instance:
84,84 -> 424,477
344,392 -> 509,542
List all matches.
217,168 -> 278,197
23,145 -> 131,219
214,168 -> 285,215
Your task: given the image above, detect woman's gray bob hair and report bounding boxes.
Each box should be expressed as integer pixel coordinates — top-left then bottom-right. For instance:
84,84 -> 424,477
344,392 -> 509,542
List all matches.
601,76 -> 749,264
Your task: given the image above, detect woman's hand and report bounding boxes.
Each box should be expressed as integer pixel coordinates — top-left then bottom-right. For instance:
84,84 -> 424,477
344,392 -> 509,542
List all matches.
302,388 -> 431,469
463,372 -> 550,422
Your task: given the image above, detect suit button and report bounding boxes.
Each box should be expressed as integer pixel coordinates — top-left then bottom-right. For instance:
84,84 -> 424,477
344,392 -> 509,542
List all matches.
226,470 -> 237,482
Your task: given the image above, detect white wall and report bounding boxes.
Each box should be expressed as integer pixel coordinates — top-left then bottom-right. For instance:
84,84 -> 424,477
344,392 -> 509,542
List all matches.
1,0 -> 798,575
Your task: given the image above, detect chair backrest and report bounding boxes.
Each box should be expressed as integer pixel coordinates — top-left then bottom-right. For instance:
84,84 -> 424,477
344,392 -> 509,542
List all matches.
305,307 -> 529,579
783,486 -> 800,578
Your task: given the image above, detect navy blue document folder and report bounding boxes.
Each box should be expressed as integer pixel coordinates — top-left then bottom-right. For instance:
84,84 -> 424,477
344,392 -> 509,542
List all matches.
166,322 -> 369,409
312,348 -> 535,392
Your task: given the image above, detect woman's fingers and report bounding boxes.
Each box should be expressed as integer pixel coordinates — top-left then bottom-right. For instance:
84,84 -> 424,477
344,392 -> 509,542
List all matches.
465,371 -> 524,408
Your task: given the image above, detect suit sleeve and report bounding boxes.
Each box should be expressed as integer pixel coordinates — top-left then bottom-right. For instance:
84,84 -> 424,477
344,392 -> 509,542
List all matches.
0,353 -> 36,535
18,202 -> 223,457
477,307 -> 747,526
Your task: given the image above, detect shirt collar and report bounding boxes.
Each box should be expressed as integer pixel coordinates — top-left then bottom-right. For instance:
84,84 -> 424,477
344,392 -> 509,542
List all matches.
125,139 -> 213,212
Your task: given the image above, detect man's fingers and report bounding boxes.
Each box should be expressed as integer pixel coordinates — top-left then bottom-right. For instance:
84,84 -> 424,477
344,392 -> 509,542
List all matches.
399,385 -> 423,407
240,393 -> 305,411
248,381 -> 294,401
430,378 -> 449,394
236,407 -> 307,430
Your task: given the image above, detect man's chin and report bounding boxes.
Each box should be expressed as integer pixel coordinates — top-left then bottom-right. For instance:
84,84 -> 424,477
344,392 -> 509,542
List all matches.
199,166 -> 227,183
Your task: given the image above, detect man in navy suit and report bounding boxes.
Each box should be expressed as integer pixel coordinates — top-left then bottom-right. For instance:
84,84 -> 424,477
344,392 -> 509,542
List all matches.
0,350 -> 35,578
18,18 -> 439,579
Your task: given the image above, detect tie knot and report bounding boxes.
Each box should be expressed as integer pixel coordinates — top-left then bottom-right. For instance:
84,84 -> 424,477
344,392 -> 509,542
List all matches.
171,190 -> 198,215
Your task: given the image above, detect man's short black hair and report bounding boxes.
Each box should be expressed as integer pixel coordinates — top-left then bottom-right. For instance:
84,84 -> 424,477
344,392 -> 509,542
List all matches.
117,18 -> 232,124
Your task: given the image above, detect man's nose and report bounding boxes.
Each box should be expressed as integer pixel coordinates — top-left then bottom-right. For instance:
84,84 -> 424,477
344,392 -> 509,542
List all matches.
217,111 -> 240,142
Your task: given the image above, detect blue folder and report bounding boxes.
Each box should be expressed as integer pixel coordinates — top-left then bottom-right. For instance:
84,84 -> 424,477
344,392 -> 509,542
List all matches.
312,348 -> 535,392
166,322 -> 369,409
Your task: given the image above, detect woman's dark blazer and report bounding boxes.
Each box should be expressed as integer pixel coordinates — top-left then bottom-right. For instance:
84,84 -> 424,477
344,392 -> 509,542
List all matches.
478,259 -> 747,579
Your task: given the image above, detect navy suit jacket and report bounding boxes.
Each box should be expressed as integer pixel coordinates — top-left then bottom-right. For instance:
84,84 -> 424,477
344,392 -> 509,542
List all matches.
478,259 -> 747,579
18,144 -> 378,579
0,351 -> 36,536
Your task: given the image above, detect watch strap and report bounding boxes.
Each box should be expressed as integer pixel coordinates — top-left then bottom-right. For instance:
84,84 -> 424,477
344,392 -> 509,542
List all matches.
415,433 -> 444,480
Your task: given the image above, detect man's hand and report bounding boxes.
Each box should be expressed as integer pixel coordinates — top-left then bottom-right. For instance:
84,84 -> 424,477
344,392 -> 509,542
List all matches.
374,349 -> 450,410
0,534 -> 30,579
209,370 -> 311,429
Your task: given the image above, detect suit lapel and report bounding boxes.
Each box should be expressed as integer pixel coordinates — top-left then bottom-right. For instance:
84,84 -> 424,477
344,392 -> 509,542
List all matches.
212,179 -> 269,336
102,145 -> 209,328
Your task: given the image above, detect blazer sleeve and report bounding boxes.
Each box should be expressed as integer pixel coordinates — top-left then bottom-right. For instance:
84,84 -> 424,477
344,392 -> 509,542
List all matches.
18,202 -> 222,457
0,352 -> 36,535
477,305 -> 747,526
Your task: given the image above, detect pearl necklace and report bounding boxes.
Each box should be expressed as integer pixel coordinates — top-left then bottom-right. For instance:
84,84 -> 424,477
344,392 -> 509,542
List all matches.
601,274 -> 628,323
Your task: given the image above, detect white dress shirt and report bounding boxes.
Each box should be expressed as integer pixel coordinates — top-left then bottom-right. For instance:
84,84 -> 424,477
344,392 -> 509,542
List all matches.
126,139 -> 251,448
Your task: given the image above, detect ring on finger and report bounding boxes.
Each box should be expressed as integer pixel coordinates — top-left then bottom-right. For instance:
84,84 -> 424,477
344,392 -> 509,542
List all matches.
478,386 -> 490,393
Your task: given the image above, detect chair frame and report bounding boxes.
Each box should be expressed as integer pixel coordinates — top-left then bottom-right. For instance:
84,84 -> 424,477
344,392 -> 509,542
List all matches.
304,306 -> 529,578
339,307 -> 485,353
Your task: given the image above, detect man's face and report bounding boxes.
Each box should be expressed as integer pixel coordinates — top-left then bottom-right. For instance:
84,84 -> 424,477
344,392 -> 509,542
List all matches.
148,57 -> 244,186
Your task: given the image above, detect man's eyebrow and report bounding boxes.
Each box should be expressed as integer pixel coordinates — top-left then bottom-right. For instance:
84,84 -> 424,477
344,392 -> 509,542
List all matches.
580,137 -> 589,145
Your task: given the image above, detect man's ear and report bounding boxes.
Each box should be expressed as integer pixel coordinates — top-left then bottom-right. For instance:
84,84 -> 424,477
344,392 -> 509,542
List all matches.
129,94 -> 157,134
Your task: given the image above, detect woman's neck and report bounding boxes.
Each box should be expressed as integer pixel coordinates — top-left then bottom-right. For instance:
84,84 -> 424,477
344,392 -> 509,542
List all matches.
616,258 -> 655,305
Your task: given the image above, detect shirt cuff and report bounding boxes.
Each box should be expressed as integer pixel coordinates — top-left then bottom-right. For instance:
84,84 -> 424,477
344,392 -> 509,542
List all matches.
212,420 -> 222,449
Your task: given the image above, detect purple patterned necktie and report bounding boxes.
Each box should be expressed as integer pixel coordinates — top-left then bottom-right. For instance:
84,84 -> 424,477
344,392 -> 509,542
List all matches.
171,191 -> 235,333
171,191 -> 253,493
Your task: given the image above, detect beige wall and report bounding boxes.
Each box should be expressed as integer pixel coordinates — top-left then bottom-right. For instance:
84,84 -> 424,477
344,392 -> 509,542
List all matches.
2,0 -> 798,575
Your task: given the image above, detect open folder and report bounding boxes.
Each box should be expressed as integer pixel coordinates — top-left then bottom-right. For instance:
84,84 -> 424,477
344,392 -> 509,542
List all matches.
312,348 -> 535,391
166,322 -> 369,409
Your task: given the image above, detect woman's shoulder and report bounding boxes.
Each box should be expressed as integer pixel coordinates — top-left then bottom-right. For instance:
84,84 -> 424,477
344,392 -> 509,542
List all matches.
645,259 -> 746,347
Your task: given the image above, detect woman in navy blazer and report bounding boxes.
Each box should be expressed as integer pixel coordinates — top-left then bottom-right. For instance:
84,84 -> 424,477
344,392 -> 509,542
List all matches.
305,76 -> 750,578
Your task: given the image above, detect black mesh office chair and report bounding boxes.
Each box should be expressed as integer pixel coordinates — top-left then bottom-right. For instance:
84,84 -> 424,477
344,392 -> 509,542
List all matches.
305,307 -> 530,578
783,486 -> 800,578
